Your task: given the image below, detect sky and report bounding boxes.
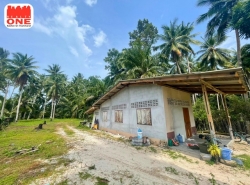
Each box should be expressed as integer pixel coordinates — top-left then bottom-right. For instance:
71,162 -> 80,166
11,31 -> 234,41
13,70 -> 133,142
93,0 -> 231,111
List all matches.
0,0 -> 249,80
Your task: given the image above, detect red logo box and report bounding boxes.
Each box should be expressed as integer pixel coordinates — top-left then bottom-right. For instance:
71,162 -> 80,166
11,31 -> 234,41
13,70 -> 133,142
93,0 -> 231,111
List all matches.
4,4 -> 34,29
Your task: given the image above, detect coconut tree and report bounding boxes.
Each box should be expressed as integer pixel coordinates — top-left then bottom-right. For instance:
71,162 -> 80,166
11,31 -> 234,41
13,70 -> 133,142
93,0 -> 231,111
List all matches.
6,53 -> 38,122
197,34 -> 233,116
44,64 -> 67,120
196,34 -> 232,70
65,73 -> 88,118
231,44 -> 250,76
22,75 -> 45,120
196,0 -> 242,66
0,48 -> 11,118
120,41 -> 168,79
104,48 -> 125,86
154,19 -> 200,74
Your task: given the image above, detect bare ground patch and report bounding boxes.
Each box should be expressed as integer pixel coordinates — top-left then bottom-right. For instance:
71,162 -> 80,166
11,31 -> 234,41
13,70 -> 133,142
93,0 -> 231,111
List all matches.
32,126 -> 250,185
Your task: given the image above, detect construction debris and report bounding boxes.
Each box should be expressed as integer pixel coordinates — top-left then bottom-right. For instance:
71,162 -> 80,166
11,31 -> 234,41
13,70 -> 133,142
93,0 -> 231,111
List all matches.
15,144 -> 41,155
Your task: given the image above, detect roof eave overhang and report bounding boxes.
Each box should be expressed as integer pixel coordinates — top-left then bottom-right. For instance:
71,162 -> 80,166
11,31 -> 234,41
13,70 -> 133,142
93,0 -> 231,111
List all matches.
85,68 -> 249,114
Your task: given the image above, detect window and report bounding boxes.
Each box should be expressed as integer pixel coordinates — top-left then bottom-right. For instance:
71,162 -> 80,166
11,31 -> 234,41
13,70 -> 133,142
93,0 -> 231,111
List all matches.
115,110 -> 123,123
136,108 -> 152,125
102,111 -> 108,122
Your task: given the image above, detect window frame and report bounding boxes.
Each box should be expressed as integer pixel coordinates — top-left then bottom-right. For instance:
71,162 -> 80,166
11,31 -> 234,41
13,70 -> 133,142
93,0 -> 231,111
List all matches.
102,111 -> 108,122
136,108 -> 152,126
114,110 -> 123,123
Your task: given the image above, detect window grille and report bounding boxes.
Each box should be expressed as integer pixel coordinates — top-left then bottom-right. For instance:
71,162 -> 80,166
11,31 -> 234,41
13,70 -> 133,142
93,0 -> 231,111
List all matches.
131,99 -> 158,108
167,98 -> 190,106
112,104 -> 127,110
101,106 -> 109,111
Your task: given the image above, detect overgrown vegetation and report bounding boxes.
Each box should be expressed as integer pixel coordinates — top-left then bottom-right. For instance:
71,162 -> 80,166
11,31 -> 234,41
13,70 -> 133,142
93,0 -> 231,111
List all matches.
79,171 -> 92,180
186,173 -> 199,185
165,166 -> 179,175
149,146 -> 157,153
235,154 -> 250,170
0,119 -> 79,185
193,95 -> 250,133
95,177 -> 109,185
209,173 -> 217,185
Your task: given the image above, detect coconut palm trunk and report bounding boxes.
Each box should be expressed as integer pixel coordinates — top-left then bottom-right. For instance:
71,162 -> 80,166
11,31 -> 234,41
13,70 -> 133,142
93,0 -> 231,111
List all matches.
177,63 -> 182,74
27,111 -> 31,120
50,97 -> 54,120
22,112 -> 26,119
0,82 -> 10,118
216,94 -> 220,110
28,94 -> 38,120
235,29 -> 242,67
220,94 -> 225,110
192,94 -> 196,105
42,95 -> 47,119
52,100 -> 56,119
15,88 -> 24,122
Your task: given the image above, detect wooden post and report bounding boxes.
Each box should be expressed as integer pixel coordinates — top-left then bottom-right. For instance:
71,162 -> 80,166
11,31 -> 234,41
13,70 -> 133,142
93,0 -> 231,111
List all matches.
201,85 -> 215,134
222,95 -> 234,139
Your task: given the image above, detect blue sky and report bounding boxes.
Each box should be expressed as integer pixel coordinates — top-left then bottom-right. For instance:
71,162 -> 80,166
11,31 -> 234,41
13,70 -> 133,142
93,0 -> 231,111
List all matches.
0,0 -> 248,80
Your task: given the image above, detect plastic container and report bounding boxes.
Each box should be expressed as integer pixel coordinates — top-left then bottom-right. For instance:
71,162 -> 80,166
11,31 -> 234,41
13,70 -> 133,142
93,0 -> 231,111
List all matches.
177,134 -> 183,143
137,128 -> 142,139
221,147 -> 232,161
181,135 -> 185,143
168,139 -> 173,146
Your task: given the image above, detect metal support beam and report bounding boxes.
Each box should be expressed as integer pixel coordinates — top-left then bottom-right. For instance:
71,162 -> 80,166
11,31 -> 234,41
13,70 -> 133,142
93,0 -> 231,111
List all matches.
201,84 -> 216,134
200,79 -> 225,94
221,95 -> 234,139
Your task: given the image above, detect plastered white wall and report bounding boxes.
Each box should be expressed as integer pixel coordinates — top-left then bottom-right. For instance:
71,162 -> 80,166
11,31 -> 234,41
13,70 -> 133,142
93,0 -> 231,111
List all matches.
98,84 -> 167,140
162,86 -> 195,139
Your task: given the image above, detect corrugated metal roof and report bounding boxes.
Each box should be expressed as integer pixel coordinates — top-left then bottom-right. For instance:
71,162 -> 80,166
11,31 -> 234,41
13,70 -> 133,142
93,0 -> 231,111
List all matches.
85,68 -> 249,114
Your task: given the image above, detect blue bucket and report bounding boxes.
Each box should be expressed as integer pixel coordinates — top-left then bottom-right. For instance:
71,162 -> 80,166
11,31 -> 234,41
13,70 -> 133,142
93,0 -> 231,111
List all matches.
221,148 -> 232,161
137,128 -> 142,139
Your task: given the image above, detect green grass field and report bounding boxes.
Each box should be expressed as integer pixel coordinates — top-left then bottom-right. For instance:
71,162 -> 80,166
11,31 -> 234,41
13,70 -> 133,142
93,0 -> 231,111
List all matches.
0,119 -> 80,185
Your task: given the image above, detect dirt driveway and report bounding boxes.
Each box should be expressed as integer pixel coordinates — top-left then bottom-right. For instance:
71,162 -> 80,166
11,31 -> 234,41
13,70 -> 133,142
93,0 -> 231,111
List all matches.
33,126 -> 250,185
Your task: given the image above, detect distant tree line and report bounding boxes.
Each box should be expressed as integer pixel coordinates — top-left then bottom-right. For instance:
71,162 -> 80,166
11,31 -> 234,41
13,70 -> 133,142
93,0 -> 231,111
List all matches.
0,0 -> 250,133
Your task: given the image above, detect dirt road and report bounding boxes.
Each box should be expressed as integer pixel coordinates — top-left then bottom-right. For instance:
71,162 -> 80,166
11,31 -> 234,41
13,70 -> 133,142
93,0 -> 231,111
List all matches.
33,126 -> 250,185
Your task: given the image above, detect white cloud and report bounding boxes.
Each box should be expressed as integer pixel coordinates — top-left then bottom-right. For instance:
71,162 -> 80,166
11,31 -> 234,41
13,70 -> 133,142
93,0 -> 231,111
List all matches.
93,30 -> 107,47
69,46 -> 79,57
84,0 -> 97,6
34,22 -> 52,35
34,6 -> 93,56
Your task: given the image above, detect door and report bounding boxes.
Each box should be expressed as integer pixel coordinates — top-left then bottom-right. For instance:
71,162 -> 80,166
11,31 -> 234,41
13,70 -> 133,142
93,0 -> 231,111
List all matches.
183,108 -> 192,138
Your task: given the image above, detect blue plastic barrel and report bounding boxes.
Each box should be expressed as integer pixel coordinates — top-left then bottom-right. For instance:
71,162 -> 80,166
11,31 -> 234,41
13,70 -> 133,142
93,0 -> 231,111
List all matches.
177,134 -> 183,143
221,147 -> 232,160
137,128 -> 142,139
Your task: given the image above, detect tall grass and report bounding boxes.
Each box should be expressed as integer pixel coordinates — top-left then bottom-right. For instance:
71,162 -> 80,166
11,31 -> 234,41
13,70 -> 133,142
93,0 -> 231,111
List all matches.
0,119 -> 80,184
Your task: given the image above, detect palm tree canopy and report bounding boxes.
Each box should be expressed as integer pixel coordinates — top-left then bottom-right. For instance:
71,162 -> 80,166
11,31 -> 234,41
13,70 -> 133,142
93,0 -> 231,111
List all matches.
196,34 -> 232,70
232,44 -> 250,72
197,0 -> 239,37
154,19 -> 200,73
120,41 -> 167,79
0,47 -> 10,69
6,52 -> 38,90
